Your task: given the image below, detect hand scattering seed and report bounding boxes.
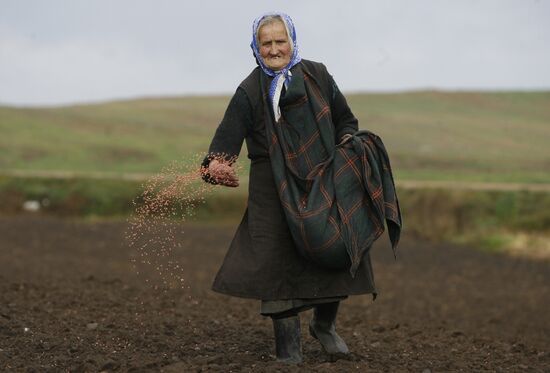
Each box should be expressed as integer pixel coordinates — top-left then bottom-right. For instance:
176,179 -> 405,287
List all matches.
125,153 -> 240,290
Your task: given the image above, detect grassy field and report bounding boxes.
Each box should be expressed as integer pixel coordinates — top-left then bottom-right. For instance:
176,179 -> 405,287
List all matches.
1,91 -> 549,256
1,91 -> 549,183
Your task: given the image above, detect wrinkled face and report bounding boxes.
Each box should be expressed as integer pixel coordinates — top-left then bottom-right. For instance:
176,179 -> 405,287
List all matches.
258,20 -> 291,71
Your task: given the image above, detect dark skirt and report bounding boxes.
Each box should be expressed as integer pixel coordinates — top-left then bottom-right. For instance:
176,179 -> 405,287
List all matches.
212,158 -> 377,301
260,296 -> 347,317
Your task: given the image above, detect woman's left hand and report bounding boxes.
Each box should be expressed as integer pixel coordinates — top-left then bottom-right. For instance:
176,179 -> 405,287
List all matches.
338,134 -> 353,145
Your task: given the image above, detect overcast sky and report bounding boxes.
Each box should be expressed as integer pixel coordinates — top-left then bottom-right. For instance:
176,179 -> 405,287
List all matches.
1,0 -> 549,106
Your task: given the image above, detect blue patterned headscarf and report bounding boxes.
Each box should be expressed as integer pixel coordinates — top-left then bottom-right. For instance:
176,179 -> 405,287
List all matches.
251,12 -> 302,122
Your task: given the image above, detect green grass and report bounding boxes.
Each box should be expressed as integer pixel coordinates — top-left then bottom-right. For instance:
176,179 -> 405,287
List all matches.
2,91 -> 549,255
396,187 -> 550,254
0,175 -> 247,220
0,96 -> 229,173
3,175 -> 549,231
2,91 -> 549,183
398,188 -> 550,237
1,176 -> 548,259
349,91 -> 550,183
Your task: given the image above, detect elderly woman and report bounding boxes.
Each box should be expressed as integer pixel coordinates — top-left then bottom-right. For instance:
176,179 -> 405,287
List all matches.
202,12 -> 401,364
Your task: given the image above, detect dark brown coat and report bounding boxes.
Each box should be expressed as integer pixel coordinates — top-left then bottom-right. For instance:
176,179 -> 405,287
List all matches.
206,60 -> 377,300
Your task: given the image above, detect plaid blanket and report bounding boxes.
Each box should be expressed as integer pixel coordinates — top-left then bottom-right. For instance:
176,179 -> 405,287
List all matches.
265,68 -> 402,276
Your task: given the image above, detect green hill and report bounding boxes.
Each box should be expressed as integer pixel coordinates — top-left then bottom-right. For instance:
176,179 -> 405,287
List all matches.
1,91 -> 549,183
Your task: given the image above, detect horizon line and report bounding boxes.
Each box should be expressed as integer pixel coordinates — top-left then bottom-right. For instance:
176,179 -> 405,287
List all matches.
2,87 -> 550,109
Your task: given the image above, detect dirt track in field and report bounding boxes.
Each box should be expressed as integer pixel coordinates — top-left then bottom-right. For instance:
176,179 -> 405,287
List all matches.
5,170 -> 550,192
0,215 -> 548,372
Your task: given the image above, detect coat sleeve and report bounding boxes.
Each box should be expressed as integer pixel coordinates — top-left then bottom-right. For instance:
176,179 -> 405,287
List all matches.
201,87 -> 252,184
327,72 -> 359,141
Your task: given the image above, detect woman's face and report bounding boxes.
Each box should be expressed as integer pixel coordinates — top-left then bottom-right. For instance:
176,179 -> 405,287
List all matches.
258,20 -> 291,71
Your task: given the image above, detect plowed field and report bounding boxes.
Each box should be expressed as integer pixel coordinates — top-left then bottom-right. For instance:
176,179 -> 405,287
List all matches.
0,216 -> 548,372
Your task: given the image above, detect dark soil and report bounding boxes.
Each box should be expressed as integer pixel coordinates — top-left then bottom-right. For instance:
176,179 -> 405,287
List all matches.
0,215 -> 548,372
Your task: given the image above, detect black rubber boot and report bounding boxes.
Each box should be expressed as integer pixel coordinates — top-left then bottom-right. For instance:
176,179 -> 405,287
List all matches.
272,315 -> 303,364
309,301 -> 349,355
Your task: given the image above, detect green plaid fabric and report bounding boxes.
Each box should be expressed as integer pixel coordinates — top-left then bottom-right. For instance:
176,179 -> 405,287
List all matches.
264,67 -> 402,276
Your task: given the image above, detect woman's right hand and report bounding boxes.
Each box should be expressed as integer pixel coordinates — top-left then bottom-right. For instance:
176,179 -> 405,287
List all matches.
208,159 -> 239,187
